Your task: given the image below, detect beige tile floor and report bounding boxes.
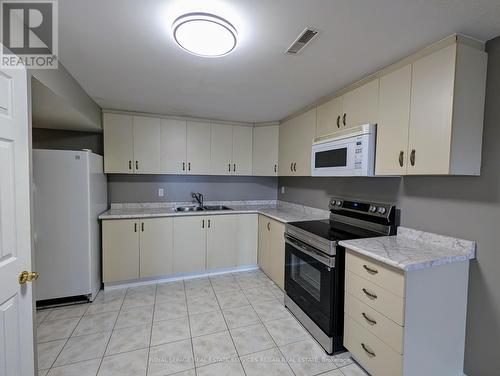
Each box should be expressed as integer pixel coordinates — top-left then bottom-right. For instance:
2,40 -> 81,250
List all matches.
36,269 -> 368,376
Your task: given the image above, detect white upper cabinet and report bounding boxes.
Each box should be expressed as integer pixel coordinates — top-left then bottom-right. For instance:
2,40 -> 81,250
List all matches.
375,64 -> 412,175
341,79 -> 379,129
104,114 -> 259,176
210,123 -> 233,175
253,125 -> 279,176
232,125 -> 253,175
186,121 -> 211,175
373,39 -> 487,176
103,113 -> 134,173
407,42 -> 487,175
279,108 -> 316,176
316,96 -> 343,137
133,116 -> 161,174
210,123 -> 253,176
160,119 -> 187,174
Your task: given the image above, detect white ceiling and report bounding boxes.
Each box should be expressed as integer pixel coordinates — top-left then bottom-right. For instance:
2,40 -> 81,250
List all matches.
59,0 -> 500,123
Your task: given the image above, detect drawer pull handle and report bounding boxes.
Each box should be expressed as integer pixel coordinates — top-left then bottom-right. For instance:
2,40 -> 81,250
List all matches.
363,265 -> 378,274
362,288 -> 378,299
361,343 -> 376,357
362,312 -> 377,325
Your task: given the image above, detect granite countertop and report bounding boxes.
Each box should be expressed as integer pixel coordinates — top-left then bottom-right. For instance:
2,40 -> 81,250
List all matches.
98,200 -> 330,224
339,227 -> 476,272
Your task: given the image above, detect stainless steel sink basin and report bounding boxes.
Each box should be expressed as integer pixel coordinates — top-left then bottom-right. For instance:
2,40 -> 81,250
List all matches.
174,206 -> 204,212
203,205 -> 233,211
174,205 -> 233,212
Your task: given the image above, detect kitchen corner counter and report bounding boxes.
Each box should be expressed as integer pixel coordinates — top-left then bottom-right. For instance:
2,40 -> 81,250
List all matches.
98,200 -> 330,224
339,227 -> 476,272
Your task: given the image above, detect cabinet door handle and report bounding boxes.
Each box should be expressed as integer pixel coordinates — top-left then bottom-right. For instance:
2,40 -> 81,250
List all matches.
141,222 -> 144,232
267,222 -> 271,231
362,288 -> 378,300
362,312 -> 377,325
361,343 -> 376,357
228,163 -> 231,172
342,113 -> 347,126
182,162 -> 186,171
134,223 -> 137,232
363,264 -> 378,274
233,163 -> 236,172
188,162 -> 191,171
202,219 -> 205,229
274,164 -> 277,173
336,115 -> 340,128
399,151 -> 405,167
135,161 -> 139,170
208,219 -> 211,228
293,162 -> 297,172
129,160 -> 132,170
410,149 -> 416,166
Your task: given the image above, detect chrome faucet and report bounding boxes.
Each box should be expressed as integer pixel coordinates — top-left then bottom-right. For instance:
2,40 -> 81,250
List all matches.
192,192 -> 204,208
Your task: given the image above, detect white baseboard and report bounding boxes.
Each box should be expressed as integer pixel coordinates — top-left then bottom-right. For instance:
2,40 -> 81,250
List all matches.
104,265 -> 259,291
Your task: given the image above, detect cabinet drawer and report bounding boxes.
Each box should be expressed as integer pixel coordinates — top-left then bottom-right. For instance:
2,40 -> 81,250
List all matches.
346,250 -> 405,297
345,292 -> 404,354
346,271 -> 405,326
344,314 -> 403,376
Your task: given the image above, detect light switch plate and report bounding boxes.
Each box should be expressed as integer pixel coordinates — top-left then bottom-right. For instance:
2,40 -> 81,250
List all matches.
281,186 -> 285,194
158,188 -> 164,197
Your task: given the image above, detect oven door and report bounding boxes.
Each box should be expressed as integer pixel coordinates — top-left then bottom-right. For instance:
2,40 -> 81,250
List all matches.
284,235 -> 335,335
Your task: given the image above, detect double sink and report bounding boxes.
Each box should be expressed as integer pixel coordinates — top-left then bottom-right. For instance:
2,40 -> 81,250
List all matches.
174,205 -> 233,212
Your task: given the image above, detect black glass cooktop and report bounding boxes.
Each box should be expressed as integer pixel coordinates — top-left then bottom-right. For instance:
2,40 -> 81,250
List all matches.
288,219 -> 381,242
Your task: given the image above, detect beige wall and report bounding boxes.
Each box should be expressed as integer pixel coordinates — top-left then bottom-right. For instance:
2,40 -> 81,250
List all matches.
278,35 -> 500,375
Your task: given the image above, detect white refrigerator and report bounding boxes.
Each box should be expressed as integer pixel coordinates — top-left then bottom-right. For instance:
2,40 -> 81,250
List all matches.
33,149 -> 107,302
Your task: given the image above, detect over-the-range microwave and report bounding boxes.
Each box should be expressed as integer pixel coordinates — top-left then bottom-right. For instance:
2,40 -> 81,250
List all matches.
311,124 -> 376,176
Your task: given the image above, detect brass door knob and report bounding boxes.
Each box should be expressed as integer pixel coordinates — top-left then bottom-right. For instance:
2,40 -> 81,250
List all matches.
18,271 -> 39,285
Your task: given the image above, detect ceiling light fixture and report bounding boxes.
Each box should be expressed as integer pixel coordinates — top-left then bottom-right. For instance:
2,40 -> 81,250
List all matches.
172,12 -> 237,57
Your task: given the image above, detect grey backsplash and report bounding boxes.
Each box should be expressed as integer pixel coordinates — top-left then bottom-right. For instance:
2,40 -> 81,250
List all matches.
277,36 -> 500,376
107,174 -> 278,203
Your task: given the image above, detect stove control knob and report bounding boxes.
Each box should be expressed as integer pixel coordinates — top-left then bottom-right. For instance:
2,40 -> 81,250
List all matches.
377,207 -> 387,214
336,200 -> 342,207
369,205 -> 377,213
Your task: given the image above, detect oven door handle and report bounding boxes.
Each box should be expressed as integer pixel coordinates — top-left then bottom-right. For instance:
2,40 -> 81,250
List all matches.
285,236 -> 335,268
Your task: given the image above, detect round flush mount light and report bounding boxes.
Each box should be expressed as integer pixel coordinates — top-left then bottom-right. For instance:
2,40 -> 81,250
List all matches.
172,13 -> 237,57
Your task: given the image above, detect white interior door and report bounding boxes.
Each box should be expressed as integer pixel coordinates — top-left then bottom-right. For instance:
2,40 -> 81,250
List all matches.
0,67 -> 35,375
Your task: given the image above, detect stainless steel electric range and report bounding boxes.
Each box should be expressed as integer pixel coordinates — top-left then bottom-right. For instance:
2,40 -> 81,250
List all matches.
284,197 -> 397,354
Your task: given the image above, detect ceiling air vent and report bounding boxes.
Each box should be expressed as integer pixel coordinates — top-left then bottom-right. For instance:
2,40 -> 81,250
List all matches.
286,27 -> 319,54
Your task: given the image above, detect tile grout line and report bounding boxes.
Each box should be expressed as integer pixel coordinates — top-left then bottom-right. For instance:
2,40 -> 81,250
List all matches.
183,278 -> 198,376
144,283 -> 158,376
209,275 -> 249,376
95,288 -> 128,376
44,302 -> 91,372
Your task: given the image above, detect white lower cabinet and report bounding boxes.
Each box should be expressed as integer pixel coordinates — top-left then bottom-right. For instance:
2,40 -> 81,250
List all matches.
103,219 -> 140,283
206,215 -> 237,269
192,214 -> 258,271
172,216 -> 207,274
344,250 -> 470,376
235,214 -> 258,265
103,213 -> 258,283
140,218 -> 173,278
257,215 -> 285,289
103,218 -> 174,283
